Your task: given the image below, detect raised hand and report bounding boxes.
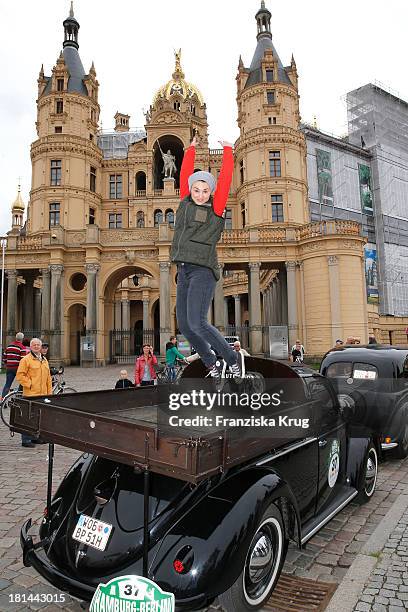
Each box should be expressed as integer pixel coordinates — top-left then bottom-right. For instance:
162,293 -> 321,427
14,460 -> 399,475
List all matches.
218,139 -> 233,148
191,135 -> 199,147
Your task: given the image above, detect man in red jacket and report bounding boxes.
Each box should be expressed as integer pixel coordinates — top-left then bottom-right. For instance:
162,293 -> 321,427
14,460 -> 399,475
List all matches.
1,332 -> 26,400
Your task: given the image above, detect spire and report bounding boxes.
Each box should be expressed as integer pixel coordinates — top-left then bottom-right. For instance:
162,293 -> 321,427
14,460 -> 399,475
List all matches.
172,49 -> 185,80
12,184 -> 25,212
244,2 -> 291,89
255,0 -> 272,41
63,1 -> 80,50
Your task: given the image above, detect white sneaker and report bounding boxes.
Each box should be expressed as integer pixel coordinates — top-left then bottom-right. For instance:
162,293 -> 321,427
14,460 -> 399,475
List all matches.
229,352 -> 245,383
206,359 -> 226,381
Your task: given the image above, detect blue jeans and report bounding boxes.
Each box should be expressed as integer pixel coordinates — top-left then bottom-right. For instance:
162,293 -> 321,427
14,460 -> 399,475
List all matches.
2,370 -> 17,397
167,365 -> 176,382
176,263 -> 237,368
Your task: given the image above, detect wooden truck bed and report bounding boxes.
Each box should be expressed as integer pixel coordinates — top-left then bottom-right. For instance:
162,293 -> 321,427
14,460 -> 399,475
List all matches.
9,359 -> 307,483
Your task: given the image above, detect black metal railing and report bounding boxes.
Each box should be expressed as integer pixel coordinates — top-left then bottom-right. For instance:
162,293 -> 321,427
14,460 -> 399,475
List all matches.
109,329 -> 160,364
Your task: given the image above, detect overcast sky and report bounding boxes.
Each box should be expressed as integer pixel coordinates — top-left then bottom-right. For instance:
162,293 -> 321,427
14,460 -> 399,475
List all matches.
0,0 -> 407,236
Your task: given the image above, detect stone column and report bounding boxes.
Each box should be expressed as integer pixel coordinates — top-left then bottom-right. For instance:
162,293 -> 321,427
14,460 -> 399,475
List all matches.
23,276 -> 34,330
159,262 -> 171,355
281,269 -> 288,326
234,294 -> 241,329
49,264 -> 64,363
213,264 -> 225,331
248,262 -> 262,355
121,299 -> 130,329
114,300 -> 121,329
224,298 -> 229,329
298,262 -> 307,347
328,255 -> 342,345
265,287 -> 271,325
143,299 -> 150,330
6,270 -> 18,341
34,289 -> 42,331
85,263 -> 100,332
286,261 -> 299,347
273,278 -> 281,325
40,268 -> 51,336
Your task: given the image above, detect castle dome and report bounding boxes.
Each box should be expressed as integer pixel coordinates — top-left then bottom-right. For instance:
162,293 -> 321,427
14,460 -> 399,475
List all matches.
153,50 -> 204,106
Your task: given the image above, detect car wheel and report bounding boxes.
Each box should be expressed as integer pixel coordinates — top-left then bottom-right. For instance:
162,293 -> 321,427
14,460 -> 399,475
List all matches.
394,416 -> 408,459
356,443 -> 378,504
218,504 -> 287,611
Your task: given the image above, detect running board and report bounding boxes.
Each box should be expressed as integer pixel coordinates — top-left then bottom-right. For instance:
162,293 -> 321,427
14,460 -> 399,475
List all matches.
301,487 -> 358,545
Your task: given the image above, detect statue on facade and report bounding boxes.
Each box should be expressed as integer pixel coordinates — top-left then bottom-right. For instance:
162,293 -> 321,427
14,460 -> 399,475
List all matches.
157,139 -> 177,179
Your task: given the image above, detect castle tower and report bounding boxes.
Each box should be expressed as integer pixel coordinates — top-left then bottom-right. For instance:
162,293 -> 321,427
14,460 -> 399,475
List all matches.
235,1 -> 308,227
31,2 -> 102,234
10,185 -> 25,233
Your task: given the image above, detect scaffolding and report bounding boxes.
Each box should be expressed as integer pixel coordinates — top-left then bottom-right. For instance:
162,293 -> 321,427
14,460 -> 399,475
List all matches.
347,83 -> 408,315
347,82 -> 408,153
97,129 -> 146,159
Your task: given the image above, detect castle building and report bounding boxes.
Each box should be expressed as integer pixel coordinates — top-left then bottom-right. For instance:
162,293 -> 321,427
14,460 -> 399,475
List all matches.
2,2 -> 368,364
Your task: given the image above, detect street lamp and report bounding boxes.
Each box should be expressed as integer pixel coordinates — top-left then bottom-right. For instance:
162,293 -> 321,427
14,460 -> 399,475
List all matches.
0,237 -> 6,367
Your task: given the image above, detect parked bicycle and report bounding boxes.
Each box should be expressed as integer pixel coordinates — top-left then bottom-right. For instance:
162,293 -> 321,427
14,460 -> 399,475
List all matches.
0,365 -> 76,428
156,358 -> 187,384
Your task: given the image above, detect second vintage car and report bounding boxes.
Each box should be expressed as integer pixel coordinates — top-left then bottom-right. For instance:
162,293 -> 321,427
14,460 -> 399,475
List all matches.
320,345 -> 408,458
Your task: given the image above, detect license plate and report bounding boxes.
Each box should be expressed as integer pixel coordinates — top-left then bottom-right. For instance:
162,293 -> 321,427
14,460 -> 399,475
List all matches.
72,514 -> 113,551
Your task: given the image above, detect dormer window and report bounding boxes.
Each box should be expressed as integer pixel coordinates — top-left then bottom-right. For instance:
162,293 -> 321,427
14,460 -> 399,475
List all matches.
266,69 -> 274,82
57,78 -> 64,91
56,99 -> 64,114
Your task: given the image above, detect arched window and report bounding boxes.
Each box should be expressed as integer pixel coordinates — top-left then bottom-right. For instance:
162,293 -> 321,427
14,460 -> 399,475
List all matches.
154,210 -> 163,227
165,209 -> 174,228
136,211 -> 145,228
136,171 -> 146,192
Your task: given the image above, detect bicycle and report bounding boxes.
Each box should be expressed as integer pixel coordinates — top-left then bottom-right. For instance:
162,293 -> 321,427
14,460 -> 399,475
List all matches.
156,359 -> 187,384
50,365 -> 77,394
0,366 -> 77,429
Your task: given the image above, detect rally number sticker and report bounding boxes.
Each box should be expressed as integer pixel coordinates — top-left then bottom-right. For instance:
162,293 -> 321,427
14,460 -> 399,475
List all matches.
328,439 -> 340,488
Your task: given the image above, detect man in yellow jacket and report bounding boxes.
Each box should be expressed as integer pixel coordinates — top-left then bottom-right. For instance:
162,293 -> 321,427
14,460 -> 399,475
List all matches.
16,338 -> 52,447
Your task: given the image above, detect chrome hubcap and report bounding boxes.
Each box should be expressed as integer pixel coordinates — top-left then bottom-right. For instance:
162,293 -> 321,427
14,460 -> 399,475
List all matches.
244,518 -> 282,604
249,534 -> 273,583
365,451 -> 377,495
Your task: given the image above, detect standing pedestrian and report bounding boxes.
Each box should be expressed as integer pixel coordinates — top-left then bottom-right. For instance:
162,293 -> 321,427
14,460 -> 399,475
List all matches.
16,338 -> 52,447
134,344 -> 158,387
166,336 -> 186,381
291,340 -> 305,363
233,340 -> 250,357
1,332 -> 26,401
170,135 -> 244,384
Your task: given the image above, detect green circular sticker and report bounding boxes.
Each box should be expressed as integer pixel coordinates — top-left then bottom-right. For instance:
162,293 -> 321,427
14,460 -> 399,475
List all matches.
328,439 -> 340,488
90,575 -> 175,612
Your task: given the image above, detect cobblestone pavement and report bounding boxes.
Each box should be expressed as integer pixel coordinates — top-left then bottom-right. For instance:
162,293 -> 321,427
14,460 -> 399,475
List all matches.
1,366 -> 408,611
353,507 -> 408,612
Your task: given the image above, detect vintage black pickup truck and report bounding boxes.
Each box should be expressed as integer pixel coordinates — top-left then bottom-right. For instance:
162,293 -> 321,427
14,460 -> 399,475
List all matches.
10,357 -> 378,611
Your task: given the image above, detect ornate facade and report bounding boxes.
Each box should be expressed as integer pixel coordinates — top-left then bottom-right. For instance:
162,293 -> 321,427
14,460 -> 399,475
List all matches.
2,2 -> 368,364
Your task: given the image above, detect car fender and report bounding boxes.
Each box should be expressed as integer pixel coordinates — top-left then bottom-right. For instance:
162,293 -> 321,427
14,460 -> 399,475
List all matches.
149,466 -> 300,603
346,436 -> 374,489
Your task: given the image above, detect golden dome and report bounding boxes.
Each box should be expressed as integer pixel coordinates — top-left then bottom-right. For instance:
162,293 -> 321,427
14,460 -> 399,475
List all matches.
12,185 -> 25,211
153,49 -> 204,106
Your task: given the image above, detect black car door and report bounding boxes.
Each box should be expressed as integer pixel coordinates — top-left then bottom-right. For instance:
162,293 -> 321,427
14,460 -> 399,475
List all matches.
305,377 -> 347,516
